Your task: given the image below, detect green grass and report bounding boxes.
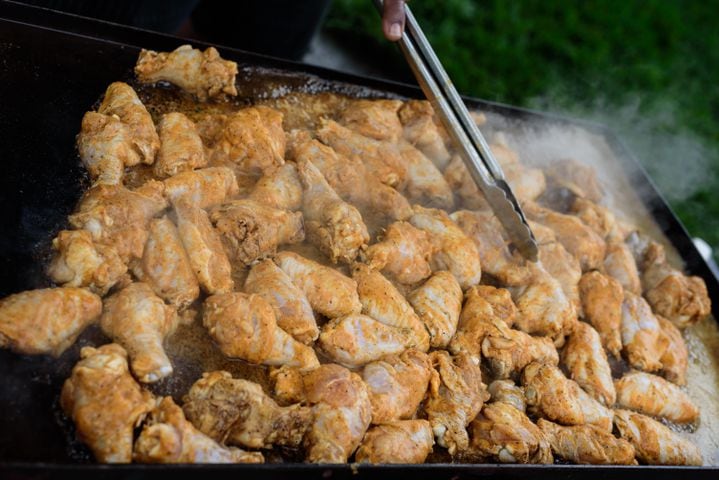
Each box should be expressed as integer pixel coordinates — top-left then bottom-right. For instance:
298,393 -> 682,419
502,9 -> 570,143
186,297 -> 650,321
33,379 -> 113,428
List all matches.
325,0 -> 719,254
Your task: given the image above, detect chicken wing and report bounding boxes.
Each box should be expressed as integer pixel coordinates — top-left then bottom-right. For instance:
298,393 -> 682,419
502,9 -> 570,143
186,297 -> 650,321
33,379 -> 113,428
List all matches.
658,316 -> 688,385
246,163 -> 303,211
614,371 -> 699,424
202,292 -> 319,369
570,197 -> 620,240
522,362 -> 613,431
398,141 -> 454,210
182,371 -> 311,449
100,283 -> 178,383
274,251 -> 362,318
534,225 -> 582,313
603,241 -> 642,295
173,200 -> 234,295
487,380 -> 526,413
407,271 -> 463,349
244,259 -> 318,345
132,217 -> 200,309
209,200 -> 304,265
318,314 -> 414,368
153,112 -> 206,178
297,157 -> 369,263
613,409 -> 702,465
363,221 -> 437,285
355,420 -> 434,464
398,100 -> 451,170
425,351 -> 489,454
134,397 -> 263,463
162,167 -> 239,209
340,98 -> 403,142
362,349 -> 432,424
0,287 -> 101,356
77,112 -> 135,185
60,344 -> 155,463
449,285 -> 517,363
621,292 -> 668,373
135,45 -> 238,101
353,264 -> 429,351
409,205 -> 482,289
48,230 -> 127,296
544,159 -> 604,203
443,155 -> 489,210
578,271 -> 623,358
561,321 -> 616,406
537,419 -> 636,465
481,326 -> 559,379
316,119 -> 406,187
469,401 -> 552,464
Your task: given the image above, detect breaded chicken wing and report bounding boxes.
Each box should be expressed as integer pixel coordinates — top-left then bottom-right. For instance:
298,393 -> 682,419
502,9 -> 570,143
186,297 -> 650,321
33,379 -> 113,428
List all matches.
100,283 -> 178,383
570,197 -> 620,241
398,100 -> 451,170
355,420 -> 434,464
537,419 -> 636,465
77,112 -> 135,185
61,344 -> 155,463
364,221 -> 437,285
246,163 -> 303,211
658,316 -> 688,385
163,167 -> 239,209
135,45 -> 238,101
621,292 -> 668,373
340,99 -> 403,142
532,222 -> 582,312
481,326 -> 559,379
487,380 -> 526,413
578,271 -> 623,358
561,321 -> 616,406
0,287 -> 101,356
202,292 -> 319,369
603,241 -> 642,295
398,141 -> 454,210
643,259 -> 711,328
614,371 -> 699,424
408,271 -> 463,349
153,112 -> 206,178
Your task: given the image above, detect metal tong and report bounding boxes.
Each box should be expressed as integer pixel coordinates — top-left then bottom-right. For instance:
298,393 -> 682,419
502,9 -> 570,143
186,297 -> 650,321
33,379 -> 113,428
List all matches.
373,0 -> 538,261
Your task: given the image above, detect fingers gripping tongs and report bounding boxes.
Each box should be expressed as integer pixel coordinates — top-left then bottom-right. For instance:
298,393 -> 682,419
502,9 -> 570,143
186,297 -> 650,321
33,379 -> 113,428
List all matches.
373,0 -> 538,261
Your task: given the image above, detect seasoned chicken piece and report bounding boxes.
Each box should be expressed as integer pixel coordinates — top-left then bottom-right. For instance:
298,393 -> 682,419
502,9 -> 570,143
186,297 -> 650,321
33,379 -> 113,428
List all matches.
614,371 -> 699,424
132,217 -> 200,309
487,380 -> 526,413
316,119 -> 406,187
318,314 -> 414,368
203,292 -> 319,369
353,264 -> 429,351
450,285 -> 517,363
535,226 -> 582,313
340,99 -> 403,142
244,259 -> 318,345
409,205 -> 482,289
578,271 -> 623,358
274,251 -> 362,318
362,349 -> 432,424
424,351 -> 489,454
48,230 -> 127,295
100,283 -> 178,383
544,159 -> 604,203
570,197 -> 627,242
355,420 -> 434,464
481,326 -> 559,379
561,321 -> 616,406
522,362 -> 613,431
469,401 -> 552,464
68,182 -> 168,262
0,287 -> 101,356
163,167 -> 239,209
443,155 -> 488,210
503,162 -> 547,203
61,344 -> 154,463
398,141 -> 454,210
246,163 -> 303,211
297,157 -> 369,263
209,200 -> 304,265
134,397 -> 263,463
408,271 -> 463,349
537,419 -> 636,465
174,201 -> 234,295
77,112 -> 134,185
658,316 -> 688,385
182,371 -> 311,449
398,100 -> 451,170
363,221 -> 437,285
603,241 -> 642,295
524,202 -> 606,271
153,112 -> 206,178
621,292 -> 668,373
135,45 -> 238,101
451,210 -> 532,286
613,409 -> 702,465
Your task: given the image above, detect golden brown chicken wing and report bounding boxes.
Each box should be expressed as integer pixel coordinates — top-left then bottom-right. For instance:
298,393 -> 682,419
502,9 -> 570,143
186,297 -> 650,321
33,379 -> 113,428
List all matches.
100,283 -> 178,383
134,397 -> 263,463
537,419 -> 636,465
570,197 -> 621,241
561,321 -> 616,406
534,225 -> 582,313
603,241 -> 642,295
658,316 -> 688,385
77,112 -> 135,185
614,371 -> 699,424
246,163 -> 303,211
398,141 -> 454,210
61,344 -> 155,463
363,221 -> 437,285
487,380 -> 526,413
408,271 -> 463,349
578,271 -> 623,359
135,45 -> 238,101
340,99 -> 403,142
202,292 -> 319,369
153,112 -> 206,178
613,409 -> 702,465
0,287 -> 101,356
355,420 -> 434,464
544,159 -> 604,203
182,371 -> 311,449
244,259 -> 318,345
621,292 -> 668,373
162,167 -> 239,209
481,326 -> 559,380
398,100 -> 451,170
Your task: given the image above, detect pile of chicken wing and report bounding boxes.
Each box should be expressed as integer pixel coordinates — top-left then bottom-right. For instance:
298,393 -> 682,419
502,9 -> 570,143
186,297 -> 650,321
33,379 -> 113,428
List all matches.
0,45 -> 712,466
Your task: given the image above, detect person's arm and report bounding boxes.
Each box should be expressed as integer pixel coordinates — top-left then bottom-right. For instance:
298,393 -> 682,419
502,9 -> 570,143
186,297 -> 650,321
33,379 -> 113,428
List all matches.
382,0 -> 407,41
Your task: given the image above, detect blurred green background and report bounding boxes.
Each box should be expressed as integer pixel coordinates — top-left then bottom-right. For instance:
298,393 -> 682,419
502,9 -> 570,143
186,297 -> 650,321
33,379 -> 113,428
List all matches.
325,0 -> 719,253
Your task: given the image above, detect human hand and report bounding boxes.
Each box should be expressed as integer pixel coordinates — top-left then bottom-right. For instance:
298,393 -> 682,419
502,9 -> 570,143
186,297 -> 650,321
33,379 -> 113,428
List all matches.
382,0 -> 407,42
